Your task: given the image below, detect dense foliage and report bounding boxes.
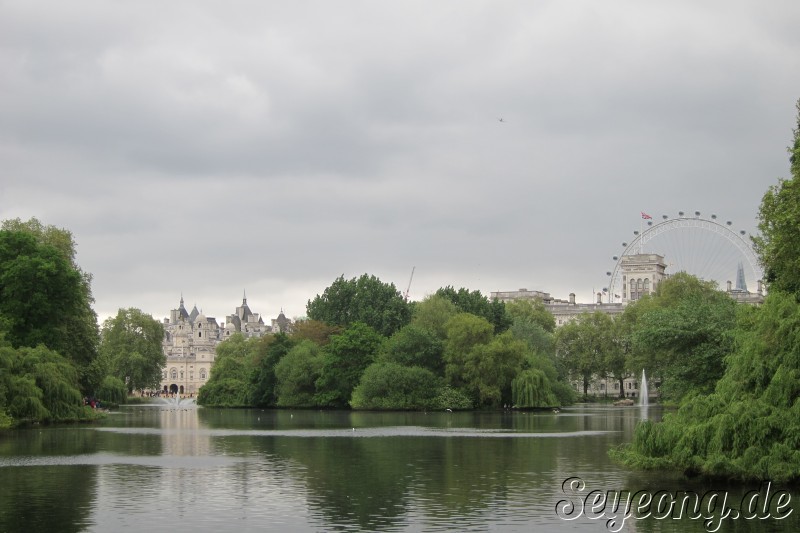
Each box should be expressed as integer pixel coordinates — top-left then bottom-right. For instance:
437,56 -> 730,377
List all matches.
307,274 -> 411,336
611,99 -> 800,483
201,277 -> 575,411
0,219 -> 106,426
98,308 -> 166,393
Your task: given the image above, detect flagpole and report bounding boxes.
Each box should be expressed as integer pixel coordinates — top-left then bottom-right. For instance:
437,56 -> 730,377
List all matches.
639,216 -> 643,254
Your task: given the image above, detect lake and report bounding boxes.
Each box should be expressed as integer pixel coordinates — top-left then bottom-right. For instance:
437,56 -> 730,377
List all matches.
0,402 -> 796,532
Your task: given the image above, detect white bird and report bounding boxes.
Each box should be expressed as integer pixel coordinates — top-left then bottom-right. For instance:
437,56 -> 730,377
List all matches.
446,408 -> 453,412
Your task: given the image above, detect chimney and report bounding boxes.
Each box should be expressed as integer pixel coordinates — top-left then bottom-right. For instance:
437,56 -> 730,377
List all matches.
569,293 -> 575,305
726,280 -> 732,292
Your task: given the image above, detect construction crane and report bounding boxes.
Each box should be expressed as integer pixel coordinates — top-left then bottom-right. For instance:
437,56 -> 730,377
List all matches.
404,266 -> 415,302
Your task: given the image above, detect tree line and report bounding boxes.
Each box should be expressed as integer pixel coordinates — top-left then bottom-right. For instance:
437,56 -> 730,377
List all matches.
198,277 -> 575,410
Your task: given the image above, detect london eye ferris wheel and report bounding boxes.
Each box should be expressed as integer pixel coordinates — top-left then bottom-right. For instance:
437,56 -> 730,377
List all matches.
604,212 -> 763,303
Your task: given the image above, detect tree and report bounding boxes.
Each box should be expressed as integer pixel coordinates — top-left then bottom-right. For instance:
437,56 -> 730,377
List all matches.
250,332 -> 295,406
410,294 -> 458,339
350,362 -> 442,410
307,274 -> 411,337
0,340 -> 86,423
512,369 -> 558,408
197,333 -> 258,407
554,312 -> 613,397
382,324 -> 444,375
435,286 -> 511,333
314,322 -> 384,407
462,333 -> 527,407
99,308 -> 165,393
0,230 -> 89,362
290,319 -> 342,346
505,298 -> 556,333
442,313 -> 493,391
1,218 -> 99,389
275,340 -> 323,407
630,273 -> 737,401
752,99 -> 800,296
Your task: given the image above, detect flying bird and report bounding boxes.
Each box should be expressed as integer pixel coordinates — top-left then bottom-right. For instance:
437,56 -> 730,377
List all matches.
497,117 -> 505,123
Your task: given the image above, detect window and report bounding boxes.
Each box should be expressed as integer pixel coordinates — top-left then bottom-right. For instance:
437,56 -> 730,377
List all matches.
171,368 -> 177,379
198,332 -> 202,338
200,369 -> 207,380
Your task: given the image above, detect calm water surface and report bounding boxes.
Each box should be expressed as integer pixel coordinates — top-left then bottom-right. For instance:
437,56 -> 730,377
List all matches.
0,403 -> 796,532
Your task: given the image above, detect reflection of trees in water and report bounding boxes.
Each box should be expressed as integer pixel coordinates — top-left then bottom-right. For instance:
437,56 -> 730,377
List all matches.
192,407 -> 663,531
0,430 -> 98,533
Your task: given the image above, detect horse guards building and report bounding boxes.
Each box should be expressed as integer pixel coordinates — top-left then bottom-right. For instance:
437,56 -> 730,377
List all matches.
157,254 -> 763,401
158,293 -> 292,397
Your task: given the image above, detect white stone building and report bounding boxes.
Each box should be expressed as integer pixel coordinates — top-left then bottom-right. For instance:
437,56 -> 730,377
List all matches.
159,296 -> 220,396
158,294 -> 294,396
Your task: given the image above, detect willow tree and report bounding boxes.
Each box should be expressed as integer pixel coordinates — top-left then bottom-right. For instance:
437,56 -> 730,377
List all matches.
512,369 -> 558,408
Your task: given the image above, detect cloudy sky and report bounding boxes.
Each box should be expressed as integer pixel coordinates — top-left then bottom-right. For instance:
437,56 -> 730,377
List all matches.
2,1 -> 800,325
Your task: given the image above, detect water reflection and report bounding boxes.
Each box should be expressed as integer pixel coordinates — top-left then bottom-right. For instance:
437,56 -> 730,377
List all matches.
0,405 -> 797,532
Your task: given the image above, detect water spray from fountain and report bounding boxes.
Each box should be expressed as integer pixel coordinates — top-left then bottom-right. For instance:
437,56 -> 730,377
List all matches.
639,369 -> 649,406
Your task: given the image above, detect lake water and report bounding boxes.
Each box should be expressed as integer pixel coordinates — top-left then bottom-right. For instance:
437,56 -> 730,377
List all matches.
0,403 -> 796,532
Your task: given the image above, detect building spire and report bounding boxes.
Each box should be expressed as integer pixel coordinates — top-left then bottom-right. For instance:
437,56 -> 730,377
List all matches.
243,289 -> 247,305
735,261 -> 748,292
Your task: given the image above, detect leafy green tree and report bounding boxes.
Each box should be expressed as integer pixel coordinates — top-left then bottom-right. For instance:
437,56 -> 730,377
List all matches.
505,298 -> 555,333
382,324 -> 444,375
275,340 -> 323,407
410,294 -> 458,339
603,317 -> 629,399
307,274 -> 411,336
463,333 -> 528,407
0,230 -> 91,364
435,286 -> 511,333
250,333 -> 295,406
350,362 -> 442,410
99,308 -> 165,393
752,99 -> 800,296
442,313 -> 493,390
314,322 -> 384,407
197,333 -> 258,407
1,218 -> 99,389
631,273 -> 737,401
554,312 -> 613,397
508,315 -> 554,359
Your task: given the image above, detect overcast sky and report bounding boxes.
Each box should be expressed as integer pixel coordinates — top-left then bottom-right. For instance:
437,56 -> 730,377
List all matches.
2,1 -> 800,325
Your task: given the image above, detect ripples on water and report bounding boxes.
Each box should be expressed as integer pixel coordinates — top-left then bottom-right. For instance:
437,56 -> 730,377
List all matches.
0,406 -> 797,532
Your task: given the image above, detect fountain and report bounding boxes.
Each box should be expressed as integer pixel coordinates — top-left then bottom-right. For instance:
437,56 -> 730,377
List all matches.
639,370 -> 649,406
157,394 -> 196,408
